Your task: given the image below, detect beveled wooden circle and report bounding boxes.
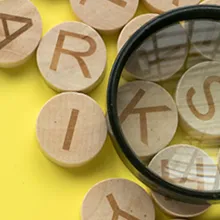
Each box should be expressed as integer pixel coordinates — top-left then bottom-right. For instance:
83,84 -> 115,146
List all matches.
123,22 -> 188,81
117,13 -> 158,52
148,144 -> 220,191
117,81 -> 178,159
175,61 -> 220,141
37,21 -> 106,92
81,178 -> 155,220
69,0 -> 139,33
151,191 -> 210,218
0,0 -> 42,67
36,92 -> 107,167
142,0 -> 200,14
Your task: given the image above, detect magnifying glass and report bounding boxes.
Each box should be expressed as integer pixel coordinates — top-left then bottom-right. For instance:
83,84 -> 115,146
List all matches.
107,5 -> 220,204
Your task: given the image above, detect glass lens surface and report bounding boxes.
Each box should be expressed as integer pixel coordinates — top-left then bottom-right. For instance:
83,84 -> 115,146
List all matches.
115,19 -> 220,193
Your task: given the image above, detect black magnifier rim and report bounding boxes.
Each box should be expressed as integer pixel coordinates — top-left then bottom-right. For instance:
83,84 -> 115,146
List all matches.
107,5 -> 220,203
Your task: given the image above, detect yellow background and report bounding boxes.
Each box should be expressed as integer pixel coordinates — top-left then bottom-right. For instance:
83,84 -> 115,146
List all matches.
0,0 -> 219,219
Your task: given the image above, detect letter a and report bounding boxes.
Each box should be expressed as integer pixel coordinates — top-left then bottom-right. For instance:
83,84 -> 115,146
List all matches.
50,30 -> 97,78
0,13 -> 33,50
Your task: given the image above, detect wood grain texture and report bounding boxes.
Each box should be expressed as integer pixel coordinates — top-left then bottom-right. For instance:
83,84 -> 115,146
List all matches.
148,144 -> 220,191
198,0 -> 220,64
117,13 -> 158,52
81,178 -> 155,220
116,81 -> 178,159
37,22 -> 106,92
70,0 -> 139,33
123,22 -> 188,81
142,0 -> 200,14
36,92 -> 107,167
185,19 -> 220,64
0,0 -> 42,67
106,113 -> 151,163
151,192 -> 210,218
175,61 -> 220,141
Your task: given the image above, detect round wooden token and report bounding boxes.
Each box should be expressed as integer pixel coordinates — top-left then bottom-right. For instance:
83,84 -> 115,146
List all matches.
69,0 -> 139,33
81,178 -> 155,220
36,92 -> 107,167
148,144 -> 220,191
151,191 -> 210,218
123,22 -> 188,81
142,0 -> 200,14
175,61 -> 220,141
185,19 -> 220,62
117,81 -> 178,159
117,13 -> 158,52
37,22 -> 106,92
0,0 -> 42,68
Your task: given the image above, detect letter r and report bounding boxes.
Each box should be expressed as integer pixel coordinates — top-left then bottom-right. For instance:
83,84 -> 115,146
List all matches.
50,30 -> 97,78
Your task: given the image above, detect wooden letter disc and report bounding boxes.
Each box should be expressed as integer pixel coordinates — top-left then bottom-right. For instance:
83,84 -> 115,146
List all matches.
69,0 -> 139,33
142,0 -> 200,14
81,178 -> 155,220
117,13 -> 158,52
175,61 -> 220,141
36,92 -> 107,167
151,191 -> 210,218
0,0 -> 42,67
37,22 -> 106,92
117,81 -> 178,159
124,22 -> 188,81
148,144 -> 220,191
